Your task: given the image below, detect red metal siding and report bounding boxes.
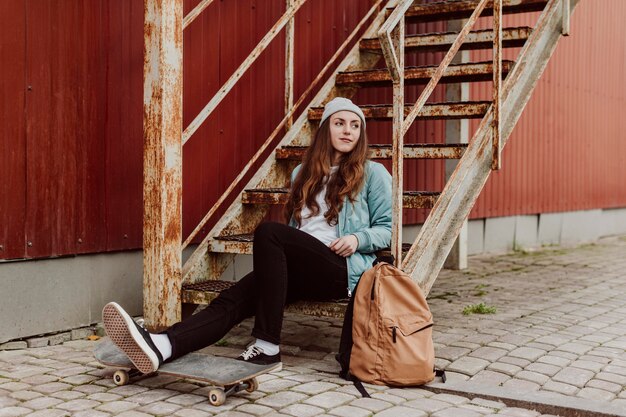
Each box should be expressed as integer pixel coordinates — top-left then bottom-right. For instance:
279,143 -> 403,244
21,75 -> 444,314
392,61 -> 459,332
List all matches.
469,0 -> 626,219
0,3 -> 27,259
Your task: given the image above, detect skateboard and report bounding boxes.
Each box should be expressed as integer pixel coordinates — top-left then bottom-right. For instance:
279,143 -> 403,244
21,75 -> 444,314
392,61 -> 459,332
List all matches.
94,340 -> 282,406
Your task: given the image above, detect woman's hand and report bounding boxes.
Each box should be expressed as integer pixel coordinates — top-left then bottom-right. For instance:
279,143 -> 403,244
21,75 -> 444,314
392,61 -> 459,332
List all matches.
329,235 -> 359,257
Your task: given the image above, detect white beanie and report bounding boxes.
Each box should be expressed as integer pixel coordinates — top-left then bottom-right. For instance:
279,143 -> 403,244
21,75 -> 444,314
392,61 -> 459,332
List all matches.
320,97 -> 366,128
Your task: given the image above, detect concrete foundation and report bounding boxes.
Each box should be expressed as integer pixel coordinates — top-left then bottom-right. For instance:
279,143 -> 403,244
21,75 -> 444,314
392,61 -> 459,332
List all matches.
2,207 -> 626,342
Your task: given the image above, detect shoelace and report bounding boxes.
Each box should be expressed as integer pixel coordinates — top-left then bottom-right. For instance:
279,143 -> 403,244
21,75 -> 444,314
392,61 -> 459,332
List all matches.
240,345 -> 263,361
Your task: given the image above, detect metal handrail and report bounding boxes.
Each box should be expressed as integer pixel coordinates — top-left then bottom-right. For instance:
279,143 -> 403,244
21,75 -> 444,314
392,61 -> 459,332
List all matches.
377,0 -> 503,265
182,0 -> 307,145
181,0 -> 384,251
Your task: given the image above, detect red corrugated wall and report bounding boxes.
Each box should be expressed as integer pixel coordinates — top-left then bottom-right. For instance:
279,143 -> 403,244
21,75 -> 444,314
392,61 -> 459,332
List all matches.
2,1 -> 625,261
468,0 -> 626,219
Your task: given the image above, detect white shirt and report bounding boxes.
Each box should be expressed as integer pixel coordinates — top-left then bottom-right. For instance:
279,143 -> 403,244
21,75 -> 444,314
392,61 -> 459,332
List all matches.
299,167 -> 339,246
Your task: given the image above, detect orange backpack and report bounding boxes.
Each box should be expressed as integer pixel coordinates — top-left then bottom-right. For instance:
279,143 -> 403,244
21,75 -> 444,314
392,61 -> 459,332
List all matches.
338,258 -> 445,389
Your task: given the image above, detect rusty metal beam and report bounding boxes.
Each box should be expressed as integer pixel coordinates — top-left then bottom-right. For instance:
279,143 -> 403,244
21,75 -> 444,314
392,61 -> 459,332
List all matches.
308,102 -> 489,120
285,0 -> 295,129
242,188 -> 439,209
142,0 -> 183,331
360,27 -> 532,53
276,144 -> 468,161
402,0 -> 580,295
492,0 -> 503,170
336,61 -> 514,86
399,0 -> 548,22
183,0 -> 216,30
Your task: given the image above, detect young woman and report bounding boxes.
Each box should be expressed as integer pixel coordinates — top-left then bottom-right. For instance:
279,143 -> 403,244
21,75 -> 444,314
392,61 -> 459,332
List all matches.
102,97 -> 392,373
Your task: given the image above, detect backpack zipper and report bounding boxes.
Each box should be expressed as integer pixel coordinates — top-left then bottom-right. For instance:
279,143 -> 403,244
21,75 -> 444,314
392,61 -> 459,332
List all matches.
391,323 -> 433,343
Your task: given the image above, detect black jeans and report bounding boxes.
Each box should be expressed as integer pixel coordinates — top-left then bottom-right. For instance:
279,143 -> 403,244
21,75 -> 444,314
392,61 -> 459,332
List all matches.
165,222 -> 348,360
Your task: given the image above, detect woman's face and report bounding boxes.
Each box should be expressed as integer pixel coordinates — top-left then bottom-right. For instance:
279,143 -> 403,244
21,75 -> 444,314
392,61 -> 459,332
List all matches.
329,111 -> 362,164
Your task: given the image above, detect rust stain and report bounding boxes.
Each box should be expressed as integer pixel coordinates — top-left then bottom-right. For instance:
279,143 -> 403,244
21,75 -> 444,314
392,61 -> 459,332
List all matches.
396,0 -> 547,22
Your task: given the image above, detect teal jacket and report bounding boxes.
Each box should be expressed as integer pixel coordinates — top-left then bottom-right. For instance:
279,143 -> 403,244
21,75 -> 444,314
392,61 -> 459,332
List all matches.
289,161 -> 392,295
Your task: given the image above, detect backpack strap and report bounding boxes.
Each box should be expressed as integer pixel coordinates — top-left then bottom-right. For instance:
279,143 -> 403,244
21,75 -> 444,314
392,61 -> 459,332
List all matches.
348,373 -> 371,398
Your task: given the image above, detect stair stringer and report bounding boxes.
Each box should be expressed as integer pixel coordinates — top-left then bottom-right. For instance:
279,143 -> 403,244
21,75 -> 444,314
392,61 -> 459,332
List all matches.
182,3 -> 392,285
402,0 -> 580,295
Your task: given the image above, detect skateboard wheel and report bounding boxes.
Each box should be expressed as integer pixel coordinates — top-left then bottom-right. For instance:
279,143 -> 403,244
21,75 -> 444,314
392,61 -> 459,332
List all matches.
113,370 -> 129,386
208,388 -> 226,406
245,378 -> 259,393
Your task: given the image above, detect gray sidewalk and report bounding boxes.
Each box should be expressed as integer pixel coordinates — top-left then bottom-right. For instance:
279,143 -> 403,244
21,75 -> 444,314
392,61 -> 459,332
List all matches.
2,236 -> 626,416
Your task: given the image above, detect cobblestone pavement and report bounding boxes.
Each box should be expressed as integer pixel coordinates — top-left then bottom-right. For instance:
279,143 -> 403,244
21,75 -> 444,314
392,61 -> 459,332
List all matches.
1,236 -> 626,416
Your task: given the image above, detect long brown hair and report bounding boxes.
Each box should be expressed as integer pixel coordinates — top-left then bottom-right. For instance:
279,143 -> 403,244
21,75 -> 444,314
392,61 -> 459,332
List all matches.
285,119 -> 369,226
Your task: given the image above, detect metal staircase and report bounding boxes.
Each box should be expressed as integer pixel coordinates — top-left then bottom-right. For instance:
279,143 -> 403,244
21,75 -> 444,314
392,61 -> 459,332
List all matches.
141,0 -> 579,329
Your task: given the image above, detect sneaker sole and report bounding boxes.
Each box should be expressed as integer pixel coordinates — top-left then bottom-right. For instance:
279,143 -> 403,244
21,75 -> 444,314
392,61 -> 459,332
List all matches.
102,302 -> 159,374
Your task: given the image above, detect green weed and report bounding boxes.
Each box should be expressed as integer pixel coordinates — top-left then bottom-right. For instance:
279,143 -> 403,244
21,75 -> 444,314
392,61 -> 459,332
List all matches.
462,302 -> 497,316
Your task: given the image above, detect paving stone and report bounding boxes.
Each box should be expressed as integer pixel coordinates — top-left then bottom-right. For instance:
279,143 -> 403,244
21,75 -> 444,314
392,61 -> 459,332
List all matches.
70,328 -> 95,340
499,356 -> 531,368
256,378 -> 300,392
164,382 -> 200,393
86,392 -> 124,402
501,378 -> 540,392
9,390 -> 42,401
0,342 -> 28,351
125,388 -> 178,405
469,370 -> 510,386
432,407 -> 482,417
56,399 -> 102,411
31,382 -> 72,394
136,401 -> 182,416
508,347 -> 546,361
291,381 -> 338,394
172,410 -> 212,417
524,363 -> 561,376
50,390 -> 86,400
302,391 -> 355,408
385,388 -> 432,400
256,391 -> 308,408
26,338 -> 50,349
21,374 -> 58,385
469,398 -> 506,411
436,347 -> 472,361
576,387 -> 616,401
164,393 -> 206,406
327,405 -> 371,417
498,407 -> 540,416
536,355 -> 571,367
586,378 -> 623,393
72,410 -> 111,417
348,397 -> 392,412
115,412 -> 154,417
0,382 -> 31,392
372,406 -> 428,417
552,367 -> 594,387
279,403 -> 326,417
370,392 -> 406,405
446,357 -> 490,375
542,380 -> 578,395
468,347 -> 507,362
27,410 -> 72,417
556,343 -> 594,355
233,403 -> 276,416
486,362 -> 522,377
48,333 -> 71,346
20,396 -> 64,410
404,398 -> 451,412
95,400 -> 140,413
0,396 -> 20,409
514,370 -> 550,385
108,385 -> 150,397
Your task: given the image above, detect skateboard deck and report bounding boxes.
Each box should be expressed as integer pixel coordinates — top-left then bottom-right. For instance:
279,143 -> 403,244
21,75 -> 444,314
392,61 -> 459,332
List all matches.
94,339 -> 281,405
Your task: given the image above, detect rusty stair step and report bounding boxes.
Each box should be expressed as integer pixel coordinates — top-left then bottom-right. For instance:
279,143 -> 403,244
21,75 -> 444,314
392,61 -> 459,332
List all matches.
182,280 -> 349,317
242,188 -> 439,208
308,101 -> 489,121
336,60 -> 514,87
277,143 -> 468,161
210,233 -> 412,258
360,27 -> 532,53
394,0 -> 548,23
